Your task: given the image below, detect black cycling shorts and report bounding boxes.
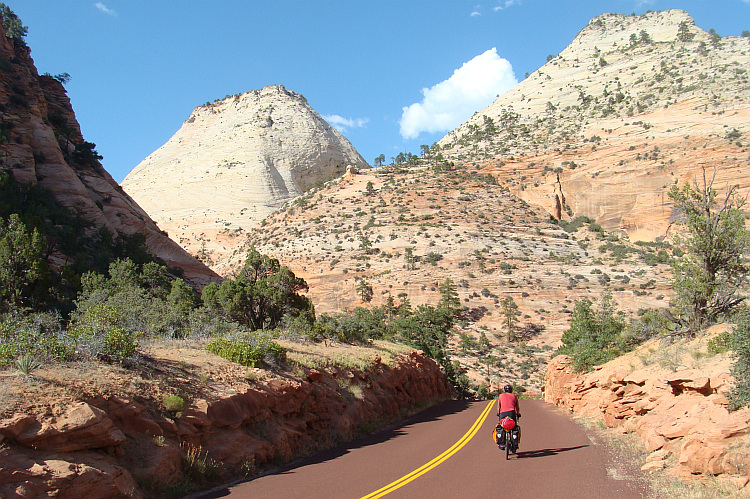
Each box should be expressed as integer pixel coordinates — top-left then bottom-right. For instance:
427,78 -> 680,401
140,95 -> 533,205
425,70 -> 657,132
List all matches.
498,410 -> 517,422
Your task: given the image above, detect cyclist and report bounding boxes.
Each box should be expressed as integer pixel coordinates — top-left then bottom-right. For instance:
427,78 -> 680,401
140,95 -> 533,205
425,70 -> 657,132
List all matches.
497,384 -> 521,450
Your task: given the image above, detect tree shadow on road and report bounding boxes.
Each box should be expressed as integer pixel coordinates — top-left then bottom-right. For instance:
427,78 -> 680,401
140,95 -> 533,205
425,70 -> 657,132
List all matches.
516,444 -> 589,459
275,399 -> 474,469
191,399 -> 474,498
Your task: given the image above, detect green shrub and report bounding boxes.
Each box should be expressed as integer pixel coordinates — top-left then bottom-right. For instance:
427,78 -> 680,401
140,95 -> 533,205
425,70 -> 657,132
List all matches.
206,338 -> 264,367
315,307 -> 389,344
708,331 -> 731,355
729,314 -> 750,408
68,304 -> 142,363
624,309 -> 672,346
0,311 -> 70,367
103,326 -> 141,362
163,395 -> 185,412
557,293 -> 627,372
0,343 -> 15,367
423,252 -> 443,266
75,259 -> 194,338
206,334 -> 286,368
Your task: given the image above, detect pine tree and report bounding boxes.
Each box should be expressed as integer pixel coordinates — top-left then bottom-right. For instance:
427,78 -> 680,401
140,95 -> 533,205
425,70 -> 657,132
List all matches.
668,168 -> 750,331
501,296 -> 519,342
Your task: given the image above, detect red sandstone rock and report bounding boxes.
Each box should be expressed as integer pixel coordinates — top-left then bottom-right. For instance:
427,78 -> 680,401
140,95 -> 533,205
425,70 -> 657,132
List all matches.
102,398 -> 164,438
0,414 -> 37,439
544,338 -> 750,482
0,17 -> 218,288
15,403 -> 126,452
129,443 -> 182,486
1,346 -> 450,497
664,371 -> 712,395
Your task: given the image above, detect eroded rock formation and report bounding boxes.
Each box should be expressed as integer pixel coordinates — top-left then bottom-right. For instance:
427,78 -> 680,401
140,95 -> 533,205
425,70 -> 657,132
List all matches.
544,325 -> 750,490
440,10 -> 750,242
122,85 -> 369,275
0,20 -> 219,287
0,350 -> 452,498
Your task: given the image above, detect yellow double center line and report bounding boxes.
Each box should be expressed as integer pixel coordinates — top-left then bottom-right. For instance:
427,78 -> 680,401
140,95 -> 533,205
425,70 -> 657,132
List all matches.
360,400 -> 495,499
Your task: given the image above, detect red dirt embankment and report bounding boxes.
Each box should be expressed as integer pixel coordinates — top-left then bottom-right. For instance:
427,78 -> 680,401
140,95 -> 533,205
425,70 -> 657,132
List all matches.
0,347 -> 452,498
544,325 -> 750,492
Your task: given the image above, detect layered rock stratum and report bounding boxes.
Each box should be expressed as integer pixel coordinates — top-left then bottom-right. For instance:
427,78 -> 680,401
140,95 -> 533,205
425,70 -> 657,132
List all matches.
223,10 -> 749,390
232,165 -> 674,391
545,325 -> 750,491
122,85 -> 369,275
0,21 -> 218,287
439,9 -> 750,241
0,342 -> 451,498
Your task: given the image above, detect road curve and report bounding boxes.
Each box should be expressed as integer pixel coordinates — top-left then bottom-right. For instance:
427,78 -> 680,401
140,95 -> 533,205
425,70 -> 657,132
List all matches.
195,399 -> 646,498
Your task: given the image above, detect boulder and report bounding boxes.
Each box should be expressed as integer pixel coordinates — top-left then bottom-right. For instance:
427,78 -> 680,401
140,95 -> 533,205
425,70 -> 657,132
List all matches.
15,403 -> 126,452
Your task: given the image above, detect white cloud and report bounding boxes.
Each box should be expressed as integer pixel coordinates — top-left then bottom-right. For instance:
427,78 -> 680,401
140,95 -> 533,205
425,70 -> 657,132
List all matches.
470,10 -> 482,17
399,48 -> 517,139
494,0 -> 520,11
94,2 -> 117,16
323,115 -> 369,133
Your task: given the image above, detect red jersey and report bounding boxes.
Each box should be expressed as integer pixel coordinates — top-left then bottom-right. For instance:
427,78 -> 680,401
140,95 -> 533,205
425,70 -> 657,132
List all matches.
498,392 -> 520,414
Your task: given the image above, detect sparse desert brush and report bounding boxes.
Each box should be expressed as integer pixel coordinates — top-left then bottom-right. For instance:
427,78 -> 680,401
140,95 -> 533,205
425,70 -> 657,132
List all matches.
288,351 -> 325,369
68,304 -> 142,363
332,353 -> 372,372
338,378 -> 365,400
163,394 -> 185,413
181,442 -> 223,483
0,311 -> 70,368
15,352 -> 42,375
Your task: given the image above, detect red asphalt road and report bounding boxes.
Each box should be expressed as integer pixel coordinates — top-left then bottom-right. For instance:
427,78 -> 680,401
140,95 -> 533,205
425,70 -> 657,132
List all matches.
196,399 -> 646,499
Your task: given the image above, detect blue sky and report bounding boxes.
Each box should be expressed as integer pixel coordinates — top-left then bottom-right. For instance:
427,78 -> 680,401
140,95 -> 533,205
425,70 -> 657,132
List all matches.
14,0 -> 750,182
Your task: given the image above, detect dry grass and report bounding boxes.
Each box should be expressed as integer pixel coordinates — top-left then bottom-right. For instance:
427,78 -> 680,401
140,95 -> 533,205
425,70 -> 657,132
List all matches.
280,339 -> 413,371
337,378 -> 365,400
572,415 -> 748,499
648,472 -> 746,499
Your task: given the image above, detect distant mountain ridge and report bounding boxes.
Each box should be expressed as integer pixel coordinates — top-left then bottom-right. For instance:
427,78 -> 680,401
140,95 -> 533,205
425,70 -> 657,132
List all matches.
438,9 -> 749,241
211,9 -> 749,391
122,85 -> 369,275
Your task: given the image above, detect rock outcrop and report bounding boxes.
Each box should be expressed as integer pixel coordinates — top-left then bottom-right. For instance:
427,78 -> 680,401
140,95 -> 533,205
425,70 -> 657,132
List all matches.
0,349 -> 452,498
0,20 -> 219,287
440,10 -> 750,241
544,325 -> 750,490
122,85 -> 369,275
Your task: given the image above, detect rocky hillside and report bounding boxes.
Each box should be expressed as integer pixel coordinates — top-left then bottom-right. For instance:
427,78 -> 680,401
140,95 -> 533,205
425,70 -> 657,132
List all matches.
217,10 -> 749,390
122,85 -> 369,276
0,22 -> 218,287
230,165 -> 674,390
545,325 -> 750,492
0,341 -> 451,498
439,10 -> 750,241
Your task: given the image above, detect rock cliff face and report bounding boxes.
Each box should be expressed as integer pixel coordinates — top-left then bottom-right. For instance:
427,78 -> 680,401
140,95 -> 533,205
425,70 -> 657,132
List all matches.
544,325 -> 750,490
122,86 -> 369,275
0,348 -> 451,498
0,22 -> 218,287
439,10 -> 750,241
